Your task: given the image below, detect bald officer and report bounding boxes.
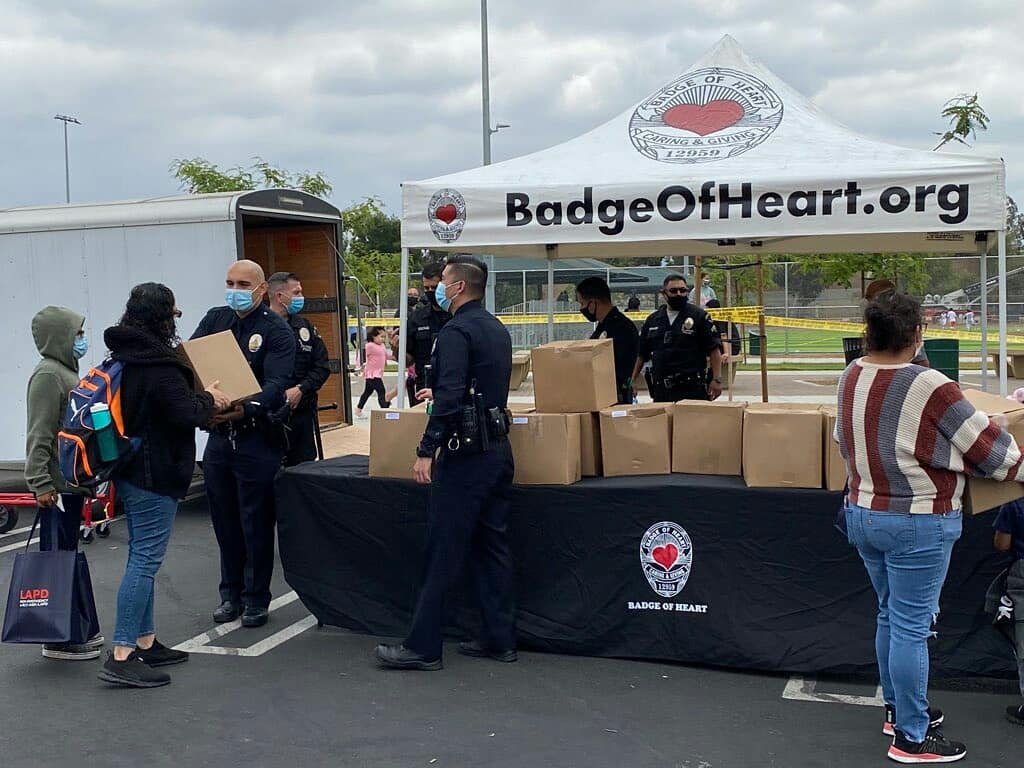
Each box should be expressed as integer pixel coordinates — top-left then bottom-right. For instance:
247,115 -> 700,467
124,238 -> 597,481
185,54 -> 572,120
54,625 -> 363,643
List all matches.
192,259 -> 296,629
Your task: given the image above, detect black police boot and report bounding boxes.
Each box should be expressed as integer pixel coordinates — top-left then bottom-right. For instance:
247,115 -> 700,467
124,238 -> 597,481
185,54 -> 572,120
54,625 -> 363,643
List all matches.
457,640 -> 517,663
213,601 -> 242,623
375,643 -> 442,671
241,606 -> 269,628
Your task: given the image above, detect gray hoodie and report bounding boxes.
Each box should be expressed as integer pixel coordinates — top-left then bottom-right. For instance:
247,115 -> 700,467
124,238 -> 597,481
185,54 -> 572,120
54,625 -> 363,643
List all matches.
25,306 -> 85,496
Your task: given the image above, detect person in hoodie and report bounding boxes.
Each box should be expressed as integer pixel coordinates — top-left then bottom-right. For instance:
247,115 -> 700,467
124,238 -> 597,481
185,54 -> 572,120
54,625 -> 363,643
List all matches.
25,305 -> 103,661
99,283 -> 231,689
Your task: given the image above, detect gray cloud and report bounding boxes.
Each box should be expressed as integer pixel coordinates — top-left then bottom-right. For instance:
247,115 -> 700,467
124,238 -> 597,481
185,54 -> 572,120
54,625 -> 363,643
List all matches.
1,0 -> 1021,220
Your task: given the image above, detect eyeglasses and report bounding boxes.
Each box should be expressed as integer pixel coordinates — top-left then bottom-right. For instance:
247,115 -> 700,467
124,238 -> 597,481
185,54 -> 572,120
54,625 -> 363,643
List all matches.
172,309 -> 183,319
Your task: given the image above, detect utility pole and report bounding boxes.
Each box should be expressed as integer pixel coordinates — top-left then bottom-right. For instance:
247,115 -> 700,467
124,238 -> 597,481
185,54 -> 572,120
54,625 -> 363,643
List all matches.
480,1 -> 509,313
54,114 -> 81,203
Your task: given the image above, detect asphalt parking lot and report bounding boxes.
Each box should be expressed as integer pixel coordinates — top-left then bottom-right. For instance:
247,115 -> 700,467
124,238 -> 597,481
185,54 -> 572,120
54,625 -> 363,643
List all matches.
0,494 -> 1020,768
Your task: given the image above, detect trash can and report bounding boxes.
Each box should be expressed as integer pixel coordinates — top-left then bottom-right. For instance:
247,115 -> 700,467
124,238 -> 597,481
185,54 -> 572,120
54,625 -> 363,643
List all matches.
748,331 -> 765,357
923,338 -> 959,382
842,337 -> 864,365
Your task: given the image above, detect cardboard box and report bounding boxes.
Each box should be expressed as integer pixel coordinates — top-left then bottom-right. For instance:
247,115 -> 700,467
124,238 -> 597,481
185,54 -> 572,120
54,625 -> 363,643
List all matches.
508,413 -> 581,485
961,389 -> 1024,514
576,413 -> 602,477
181,331 -> 261,404
599,404 -> 672,477
671,400 -> 746,476
509,351 -> 532,391
532,339 -> 618,413
368,408 -> 430,479
742,405 -> 823,488
818,405 -> 848,492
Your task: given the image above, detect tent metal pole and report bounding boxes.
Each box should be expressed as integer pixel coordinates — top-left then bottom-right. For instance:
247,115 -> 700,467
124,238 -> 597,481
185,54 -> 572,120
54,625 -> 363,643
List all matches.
979,253 -> 988,392
999,230 -> 1008,396
396,247 -> 410,408
757,259 -> 768,402
547,247 -> 556,343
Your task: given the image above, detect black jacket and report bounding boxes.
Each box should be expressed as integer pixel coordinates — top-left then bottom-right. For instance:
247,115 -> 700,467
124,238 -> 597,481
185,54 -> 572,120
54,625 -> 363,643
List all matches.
105,326 -> 216,499
286,313 -> 331,413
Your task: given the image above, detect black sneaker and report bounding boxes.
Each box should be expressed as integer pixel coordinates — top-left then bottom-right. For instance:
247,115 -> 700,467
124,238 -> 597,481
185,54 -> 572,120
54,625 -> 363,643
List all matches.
1007,704 -> 1024,726
888,729 -> 966,763
883,704 -> 945,736
41,642 -> 100,661
134,639 -> 189,668
97,651 -> 171,688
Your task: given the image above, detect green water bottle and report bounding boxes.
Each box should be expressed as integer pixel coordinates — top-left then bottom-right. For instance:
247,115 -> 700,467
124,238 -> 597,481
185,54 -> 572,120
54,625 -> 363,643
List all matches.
91,404 -> 120,462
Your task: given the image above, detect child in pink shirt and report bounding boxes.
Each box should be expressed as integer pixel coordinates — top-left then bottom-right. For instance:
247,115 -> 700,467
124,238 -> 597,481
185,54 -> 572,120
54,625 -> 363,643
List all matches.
355,327 -> 392,417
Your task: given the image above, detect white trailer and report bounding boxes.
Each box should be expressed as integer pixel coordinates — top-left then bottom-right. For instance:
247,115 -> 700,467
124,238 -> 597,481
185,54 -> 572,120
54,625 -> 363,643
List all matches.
0,190 -> 351,465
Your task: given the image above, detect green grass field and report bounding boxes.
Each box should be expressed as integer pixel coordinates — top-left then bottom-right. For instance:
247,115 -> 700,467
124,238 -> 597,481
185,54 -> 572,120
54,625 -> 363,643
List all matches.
755,327 -> 1024,355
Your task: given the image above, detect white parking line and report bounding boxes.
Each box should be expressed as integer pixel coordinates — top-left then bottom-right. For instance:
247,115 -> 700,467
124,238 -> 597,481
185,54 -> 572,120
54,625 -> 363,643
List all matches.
0,524 -> 35,540
782,676 -> 884,707
173,591 -> 317,657
0,536 -> 38,554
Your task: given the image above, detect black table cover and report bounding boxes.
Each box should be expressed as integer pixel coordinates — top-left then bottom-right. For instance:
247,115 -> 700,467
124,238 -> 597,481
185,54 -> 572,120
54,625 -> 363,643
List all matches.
276,456 -> 1016,679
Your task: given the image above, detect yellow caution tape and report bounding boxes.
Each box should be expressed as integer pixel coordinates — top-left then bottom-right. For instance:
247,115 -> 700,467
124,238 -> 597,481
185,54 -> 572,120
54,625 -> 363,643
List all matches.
361,310 -> 1024,344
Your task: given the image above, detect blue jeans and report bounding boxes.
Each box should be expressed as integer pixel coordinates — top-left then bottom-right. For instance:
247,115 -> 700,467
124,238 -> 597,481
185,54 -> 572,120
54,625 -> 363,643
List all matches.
846,504 -> 962,742
113,481 -> 178,648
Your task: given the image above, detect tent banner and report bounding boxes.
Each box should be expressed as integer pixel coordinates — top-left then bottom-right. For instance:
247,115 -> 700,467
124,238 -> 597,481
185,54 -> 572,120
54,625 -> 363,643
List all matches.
403,173 -> 1004,250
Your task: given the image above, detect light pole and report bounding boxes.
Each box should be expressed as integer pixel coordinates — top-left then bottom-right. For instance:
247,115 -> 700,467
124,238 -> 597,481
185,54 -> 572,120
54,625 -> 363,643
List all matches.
53,114 -> 81,204
481,1 -> 510,312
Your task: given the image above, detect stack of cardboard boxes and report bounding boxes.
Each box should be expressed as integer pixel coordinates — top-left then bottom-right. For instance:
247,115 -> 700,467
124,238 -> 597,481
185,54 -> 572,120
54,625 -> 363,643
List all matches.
364,339 -> 1024,512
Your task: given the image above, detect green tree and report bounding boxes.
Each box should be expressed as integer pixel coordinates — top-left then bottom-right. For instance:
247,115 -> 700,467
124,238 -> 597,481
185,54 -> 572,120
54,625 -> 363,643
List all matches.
170,156 -> 332,197
932,93 -> 990,150
1008,196 -> 1024,254
340,197 -> 403,313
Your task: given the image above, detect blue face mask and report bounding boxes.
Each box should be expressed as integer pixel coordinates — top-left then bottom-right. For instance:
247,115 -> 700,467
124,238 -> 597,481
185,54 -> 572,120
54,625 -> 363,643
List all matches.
225,288 -> 256,313
435,281 -> 460,312
73,335 -> 89,360
288,296 -> 305,315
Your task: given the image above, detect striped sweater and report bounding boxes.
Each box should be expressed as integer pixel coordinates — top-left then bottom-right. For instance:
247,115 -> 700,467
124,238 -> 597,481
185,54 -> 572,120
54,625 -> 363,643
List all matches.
835,360 -> 1024,514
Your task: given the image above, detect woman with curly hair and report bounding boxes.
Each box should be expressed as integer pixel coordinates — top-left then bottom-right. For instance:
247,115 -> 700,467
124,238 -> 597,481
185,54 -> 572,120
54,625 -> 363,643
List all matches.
99,283 -> 230,688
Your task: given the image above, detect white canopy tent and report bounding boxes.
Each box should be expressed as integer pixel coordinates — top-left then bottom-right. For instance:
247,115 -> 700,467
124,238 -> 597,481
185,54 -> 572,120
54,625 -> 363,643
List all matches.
397,35 -> 1009,404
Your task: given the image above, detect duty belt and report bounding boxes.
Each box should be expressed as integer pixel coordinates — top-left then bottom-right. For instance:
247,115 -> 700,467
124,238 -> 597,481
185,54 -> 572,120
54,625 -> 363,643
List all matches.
659,371 -> 708,389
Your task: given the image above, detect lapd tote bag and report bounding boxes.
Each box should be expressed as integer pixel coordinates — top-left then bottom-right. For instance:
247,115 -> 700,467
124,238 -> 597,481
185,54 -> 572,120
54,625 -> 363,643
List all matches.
2,511 -> 100,644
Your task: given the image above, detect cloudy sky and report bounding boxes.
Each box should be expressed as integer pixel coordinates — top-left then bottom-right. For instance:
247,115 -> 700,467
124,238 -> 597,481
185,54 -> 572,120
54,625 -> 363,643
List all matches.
2,0 -> 1022,214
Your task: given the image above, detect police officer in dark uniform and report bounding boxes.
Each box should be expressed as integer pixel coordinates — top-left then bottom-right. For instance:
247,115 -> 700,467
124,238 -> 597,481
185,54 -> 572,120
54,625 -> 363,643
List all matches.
192,260 -> 296,629
375,256 -> 515,670
390,261 -> 451,405
631,274 -> 723,402
576,276 -> 640,404
266,272 -> 331,466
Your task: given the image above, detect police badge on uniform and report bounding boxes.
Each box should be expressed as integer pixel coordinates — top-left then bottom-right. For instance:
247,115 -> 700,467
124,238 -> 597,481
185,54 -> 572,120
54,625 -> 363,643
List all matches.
683,317 -> 694,330
299,327 -> 310,343
640,521 -> 693,598
248,333 -> 263,352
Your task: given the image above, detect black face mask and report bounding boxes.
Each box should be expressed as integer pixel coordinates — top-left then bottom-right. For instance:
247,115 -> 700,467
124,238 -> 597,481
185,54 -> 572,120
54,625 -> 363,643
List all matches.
407,295 -> 419,309
425,289 -> 438,307
580,302 -> 598,322
666,294 -> 689,311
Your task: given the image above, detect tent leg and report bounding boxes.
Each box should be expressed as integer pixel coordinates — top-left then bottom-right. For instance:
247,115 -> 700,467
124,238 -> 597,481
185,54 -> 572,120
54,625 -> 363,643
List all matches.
547,248 -> 556,343
757,259 -> 768,402
999,230 -> 1008,396
396,247 -> 410,408
980,253 -> 988,392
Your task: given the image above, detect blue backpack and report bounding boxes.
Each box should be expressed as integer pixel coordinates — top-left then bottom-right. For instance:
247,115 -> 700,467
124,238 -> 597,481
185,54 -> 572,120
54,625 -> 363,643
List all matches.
57,359 -> 141,491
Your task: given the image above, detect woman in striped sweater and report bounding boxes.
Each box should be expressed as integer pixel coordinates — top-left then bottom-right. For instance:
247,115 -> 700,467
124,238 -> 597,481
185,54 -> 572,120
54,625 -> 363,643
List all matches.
837,290 -> 1023,764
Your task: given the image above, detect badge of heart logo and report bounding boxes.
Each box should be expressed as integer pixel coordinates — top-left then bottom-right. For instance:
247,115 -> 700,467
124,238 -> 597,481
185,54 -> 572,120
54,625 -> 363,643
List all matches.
640,522 -> 693,598
427,189 -> 467,243
629,66 -> 783,164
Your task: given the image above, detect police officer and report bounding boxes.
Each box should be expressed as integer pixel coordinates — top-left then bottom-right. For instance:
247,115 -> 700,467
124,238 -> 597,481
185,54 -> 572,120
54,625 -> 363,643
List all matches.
576,276 -> 639,404
192,259 -> 296,628
390,261 -> 451,404
266,271 -> 331,466
631,274 -> 723,402
375,256 -> 516,670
